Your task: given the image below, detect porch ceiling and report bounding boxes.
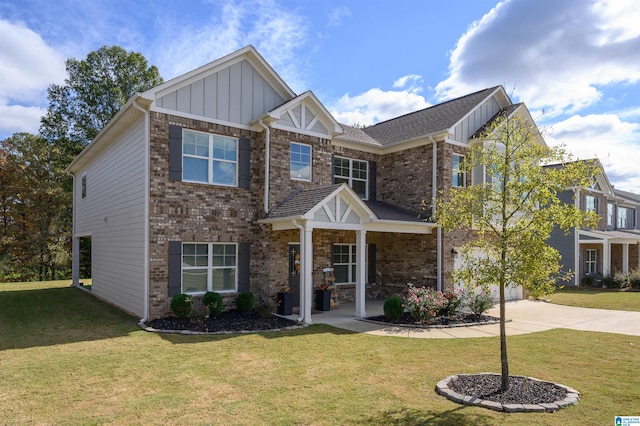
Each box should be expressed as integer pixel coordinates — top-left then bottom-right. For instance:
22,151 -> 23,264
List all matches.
579,229 -> 640,244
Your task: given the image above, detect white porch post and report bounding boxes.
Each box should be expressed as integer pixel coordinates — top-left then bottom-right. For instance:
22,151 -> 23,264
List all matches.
72,237 -> 80,285
301,224 -> 314,324
623,243 -> 630,274
355,229 -> 367,318
603,241 -> 611,276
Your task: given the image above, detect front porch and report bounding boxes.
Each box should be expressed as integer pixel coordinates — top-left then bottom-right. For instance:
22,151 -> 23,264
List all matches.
577,229 -> 640,284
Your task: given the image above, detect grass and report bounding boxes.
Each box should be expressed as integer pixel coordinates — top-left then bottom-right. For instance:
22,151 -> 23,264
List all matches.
1,280 -> 639,425
550,287 -> 640,312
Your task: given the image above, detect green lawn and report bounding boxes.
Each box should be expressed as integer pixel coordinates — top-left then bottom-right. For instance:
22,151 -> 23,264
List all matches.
550,287 -> 640,312
1,281 -> 639,425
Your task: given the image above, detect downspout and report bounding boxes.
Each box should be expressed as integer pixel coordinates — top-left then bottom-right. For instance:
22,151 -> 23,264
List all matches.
574,187 -> 580,286
70,172 -> 78,286
132,98 -> 150,323
431,137 -> 442,292
258,119 -> 271,213
292,219 -> 306,322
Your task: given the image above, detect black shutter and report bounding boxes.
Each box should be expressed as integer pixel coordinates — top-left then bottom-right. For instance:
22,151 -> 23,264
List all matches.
238,242 -> 250,292
168,241 -> 182,296
368,244 -> 377,284
331,155 -> 336,184
168,125 -> 182,181
239,138 -> 251,189
368,161 -> 377,201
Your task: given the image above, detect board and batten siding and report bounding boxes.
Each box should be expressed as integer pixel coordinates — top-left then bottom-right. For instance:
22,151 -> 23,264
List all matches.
157,59 -> 285,126
452,97 -> 501,142
74,118 -> 147,317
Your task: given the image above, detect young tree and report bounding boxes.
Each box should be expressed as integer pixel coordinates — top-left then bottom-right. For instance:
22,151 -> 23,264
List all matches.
436,111 -> 598,391
40,45 -> 163,162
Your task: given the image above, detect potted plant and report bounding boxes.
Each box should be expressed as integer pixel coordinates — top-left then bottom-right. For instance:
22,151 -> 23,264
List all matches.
315,267 -> 335,311
276,285 -> 293,315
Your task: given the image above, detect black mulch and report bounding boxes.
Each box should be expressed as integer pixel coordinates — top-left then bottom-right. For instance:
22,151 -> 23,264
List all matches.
144,310 -> 299,333
366,312 -> 498,326
450,374 -> 567,405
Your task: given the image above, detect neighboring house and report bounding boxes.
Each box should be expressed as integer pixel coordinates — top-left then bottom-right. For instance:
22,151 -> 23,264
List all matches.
68,45 -> 538,323
547,160 -> 640,286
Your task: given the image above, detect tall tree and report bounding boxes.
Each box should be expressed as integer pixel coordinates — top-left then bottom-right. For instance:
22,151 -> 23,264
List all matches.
436,112 -> 598,391
40,45 -> 163,162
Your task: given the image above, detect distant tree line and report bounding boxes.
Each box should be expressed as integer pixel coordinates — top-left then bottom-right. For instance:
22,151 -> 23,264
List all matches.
0,46 -> 162,282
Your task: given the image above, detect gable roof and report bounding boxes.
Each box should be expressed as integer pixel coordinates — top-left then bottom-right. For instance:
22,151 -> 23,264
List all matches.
360,86 -> 504,146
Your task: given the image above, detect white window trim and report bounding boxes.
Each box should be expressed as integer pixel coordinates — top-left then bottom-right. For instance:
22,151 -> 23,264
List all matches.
585,195 -> 598,213
607,203 -> 615,227
181,242 -> 238,294
332,243 -> 356,284
182,129 -> 238,187
585,249 -> 597,274
618,207 -> 628,229
334,156 -> 369,200
452,154 -> 466,188
290,142 -> 312,182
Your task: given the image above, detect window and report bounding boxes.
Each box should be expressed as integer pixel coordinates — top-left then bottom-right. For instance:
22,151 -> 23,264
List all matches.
607,203 -> 615,227
618,207 -> 628,229
334,157 -> 368,199
585,249 -> 597,274
290,142 -> 311,181
332,244 -> 356,284
452,154 -> 466,187
182,129 -> 237,186
585,195 -> 598,213
81,173 -> 87,199
182,243 -> 237,293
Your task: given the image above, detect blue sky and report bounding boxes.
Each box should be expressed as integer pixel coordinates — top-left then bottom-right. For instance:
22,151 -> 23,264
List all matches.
2,0 -> 640,192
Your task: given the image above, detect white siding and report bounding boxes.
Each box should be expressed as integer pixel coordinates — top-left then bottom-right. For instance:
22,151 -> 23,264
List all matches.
158,59 -> 284,125
453,97 -> 501,142
74,119 -> 147,317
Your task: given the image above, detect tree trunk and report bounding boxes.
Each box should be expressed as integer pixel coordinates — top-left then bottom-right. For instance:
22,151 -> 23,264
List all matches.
500,279 -> 509,391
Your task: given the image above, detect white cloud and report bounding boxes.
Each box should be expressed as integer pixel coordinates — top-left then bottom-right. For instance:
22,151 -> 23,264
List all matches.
327,6 -> 351,27
392,74 -> 423,94
0,19 -> 66,138
330,87 -> 430,127
435,0 -> 640,116
546,113 -> 640,193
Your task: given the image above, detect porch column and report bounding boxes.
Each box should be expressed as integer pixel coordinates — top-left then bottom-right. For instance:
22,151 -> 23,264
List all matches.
301,224 -> 314,324
355,229 -> 367,318
623,243 -> 630,274
603,241 -> 611,276
72,237 -> 80,285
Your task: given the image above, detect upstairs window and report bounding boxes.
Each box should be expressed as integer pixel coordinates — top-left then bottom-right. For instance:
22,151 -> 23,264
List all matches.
452,154 -> 466,188
334,157 -> 368,199
607,203 -> 615,227
182,129 -> 237,186
617,207 -> 628,229
585,195 -> 598,213
290,142 -> 311,181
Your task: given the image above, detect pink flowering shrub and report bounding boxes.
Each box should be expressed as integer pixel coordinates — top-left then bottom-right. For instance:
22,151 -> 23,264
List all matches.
404,283 -> 447,324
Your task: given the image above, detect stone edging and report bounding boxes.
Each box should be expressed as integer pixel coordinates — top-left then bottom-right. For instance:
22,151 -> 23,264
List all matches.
138,322 -> 307,336
435,373 -> 580,413
359,316 -> 506,329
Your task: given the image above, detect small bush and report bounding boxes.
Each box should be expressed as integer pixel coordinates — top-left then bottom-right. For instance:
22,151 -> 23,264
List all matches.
254,288 -> 275,319
442,289 -> 463,316
170,294 -> 193,318
203,291 -> 223,316
235,291 -> 255,313
189,300 -> 209,325
580,275 -> 594,287
601,274 -> 619,289
465,291 -> 495,318
629,269 -> 640,289
383,296 -> 404,320
404,283 -> 447,324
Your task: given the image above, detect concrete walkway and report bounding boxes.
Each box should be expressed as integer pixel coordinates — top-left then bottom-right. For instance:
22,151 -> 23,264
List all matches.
309,299 -> 640,338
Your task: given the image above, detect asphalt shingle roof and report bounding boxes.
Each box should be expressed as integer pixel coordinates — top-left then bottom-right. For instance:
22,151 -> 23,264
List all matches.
359,86 -> 501,145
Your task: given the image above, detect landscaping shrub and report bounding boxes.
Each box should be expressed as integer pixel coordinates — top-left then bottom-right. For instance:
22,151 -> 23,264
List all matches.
189,300 -> 209,325
629,269 -> 640,289
580,275 -> 594,287
254,289 -> 275,319
607,273 -> 627,289
202,291 -> 223,316
383,296 -> 404,320
404,283 -> 446,324
170,294 -> 193,318
465,291 -> 495,318
235,291 -> 255,313
441,289 -> 463,316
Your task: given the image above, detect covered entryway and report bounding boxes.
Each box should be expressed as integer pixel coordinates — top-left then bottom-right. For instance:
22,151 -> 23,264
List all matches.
577,229 -> 640,284
260,183 -> 435,324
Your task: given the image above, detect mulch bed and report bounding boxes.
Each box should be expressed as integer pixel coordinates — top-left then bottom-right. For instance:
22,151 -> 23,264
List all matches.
365,312 -> 498,327
144,310 -> 299,333
449,374 -> 567,405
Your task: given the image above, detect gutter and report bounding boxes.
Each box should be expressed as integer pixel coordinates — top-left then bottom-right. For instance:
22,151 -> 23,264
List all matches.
430,136 -> 442,292
132,97 -> 150,323
257,119 -> 271,213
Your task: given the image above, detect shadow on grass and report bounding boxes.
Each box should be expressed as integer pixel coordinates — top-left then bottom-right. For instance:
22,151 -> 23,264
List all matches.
365,406 -> 496,425
0,286 -> 139,351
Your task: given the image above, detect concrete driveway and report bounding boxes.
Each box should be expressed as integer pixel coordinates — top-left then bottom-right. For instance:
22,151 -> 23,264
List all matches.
312,300 -> 640,338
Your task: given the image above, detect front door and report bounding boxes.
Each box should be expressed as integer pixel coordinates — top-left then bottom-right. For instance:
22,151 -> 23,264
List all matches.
288,244 -> 301,308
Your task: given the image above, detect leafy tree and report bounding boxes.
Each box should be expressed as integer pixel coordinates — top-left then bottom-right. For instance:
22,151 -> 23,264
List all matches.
0,133 -> 71,281
436,111 -> 598,391
40,45 -> 163,162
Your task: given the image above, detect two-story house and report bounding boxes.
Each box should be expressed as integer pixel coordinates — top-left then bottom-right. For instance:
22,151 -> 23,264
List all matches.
547,159 -> 640,286
68,45 -> 537,323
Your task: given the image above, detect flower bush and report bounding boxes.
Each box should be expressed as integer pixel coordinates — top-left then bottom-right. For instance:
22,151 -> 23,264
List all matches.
464,290 -> 495,318
441,288 -> 463,316
404,283 -> 447,324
